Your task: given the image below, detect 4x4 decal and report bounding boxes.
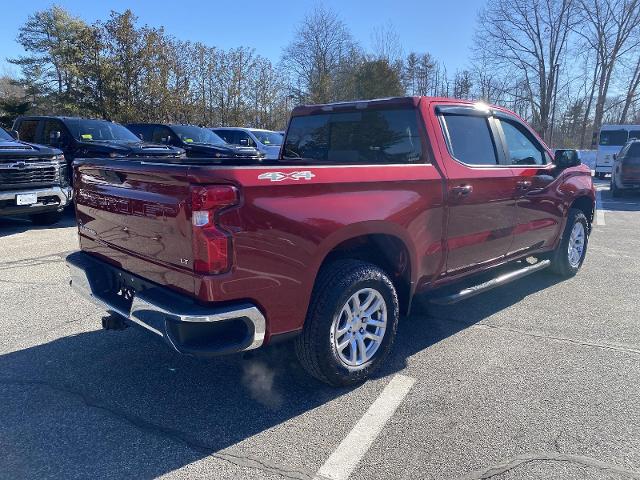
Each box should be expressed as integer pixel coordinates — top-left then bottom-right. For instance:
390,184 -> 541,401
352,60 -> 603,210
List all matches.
258,171 -> 316,182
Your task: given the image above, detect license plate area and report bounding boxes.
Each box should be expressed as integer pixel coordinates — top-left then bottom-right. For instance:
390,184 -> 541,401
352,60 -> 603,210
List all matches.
16,192 -> 38,205
110,270 -> 142,312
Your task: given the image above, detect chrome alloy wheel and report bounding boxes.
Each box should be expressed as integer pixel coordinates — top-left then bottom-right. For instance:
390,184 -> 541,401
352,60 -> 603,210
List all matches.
568,222 -> 586,268
330,288 -> 387,368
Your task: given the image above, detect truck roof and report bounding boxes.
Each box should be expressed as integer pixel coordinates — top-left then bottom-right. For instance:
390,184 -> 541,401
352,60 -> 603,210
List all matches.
290,96 -> 492,117
17,115 -> 116,123
600,124 -> 640,131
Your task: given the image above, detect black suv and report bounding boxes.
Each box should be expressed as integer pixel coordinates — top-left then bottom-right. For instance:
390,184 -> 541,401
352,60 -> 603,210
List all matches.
0,127 -> 72,225
13,117 -> 185,182
126,123 -> 263,160
611,139 -> 640,197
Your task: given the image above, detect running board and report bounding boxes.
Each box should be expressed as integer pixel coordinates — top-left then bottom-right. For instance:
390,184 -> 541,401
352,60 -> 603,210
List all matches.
429,259 -> 551,305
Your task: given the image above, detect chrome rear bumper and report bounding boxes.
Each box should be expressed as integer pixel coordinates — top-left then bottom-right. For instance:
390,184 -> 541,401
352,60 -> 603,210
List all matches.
66,251 -> 266,356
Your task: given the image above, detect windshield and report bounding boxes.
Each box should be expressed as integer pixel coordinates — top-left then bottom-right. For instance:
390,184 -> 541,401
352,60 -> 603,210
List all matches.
0,129 -> 13,141
251,130 -> 283,146
628,130 -> 640,141
171,125 -> 226,146
628,143 -> 640,158
599,130 -> 628,146
67,119 -> 140,142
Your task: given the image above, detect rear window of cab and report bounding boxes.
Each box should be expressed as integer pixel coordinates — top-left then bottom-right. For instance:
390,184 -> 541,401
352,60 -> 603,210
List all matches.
283,109 -> 423,164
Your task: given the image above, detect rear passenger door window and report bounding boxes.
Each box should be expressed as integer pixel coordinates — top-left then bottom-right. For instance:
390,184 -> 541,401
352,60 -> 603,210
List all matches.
441,114 -> 498,166
498,119 -> 547,166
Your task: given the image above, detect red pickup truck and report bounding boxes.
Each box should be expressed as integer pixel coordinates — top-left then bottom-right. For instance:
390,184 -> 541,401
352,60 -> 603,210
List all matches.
67,97 -> 595,386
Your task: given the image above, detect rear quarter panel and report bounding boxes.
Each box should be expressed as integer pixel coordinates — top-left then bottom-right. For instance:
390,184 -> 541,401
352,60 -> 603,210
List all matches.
187,163 -> 445,336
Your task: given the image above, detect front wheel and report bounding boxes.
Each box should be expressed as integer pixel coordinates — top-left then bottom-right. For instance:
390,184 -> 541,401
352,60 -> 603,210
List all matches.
549,208 -> 589,277
611,178 -> 622,197
295,260 -> 399,387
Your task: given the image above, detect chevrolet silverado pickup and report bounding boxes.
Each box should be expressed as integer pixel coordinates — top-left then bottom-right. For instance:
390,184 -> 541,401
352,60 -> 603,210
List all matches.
13,116 -> 185,184
0,127 -> 72,224
66,97 -> 595,386
126,123 -> 264,160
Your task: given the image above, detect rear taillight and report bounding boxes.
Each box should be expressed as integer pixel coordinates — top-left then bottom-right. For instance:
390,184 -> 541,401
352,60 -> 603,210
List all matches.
191,185 -> 238,274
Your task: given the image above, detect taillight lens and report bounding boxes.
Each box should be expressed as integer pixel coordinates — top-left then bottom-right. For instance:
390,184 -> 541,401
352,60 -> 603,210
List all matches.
191,185 -> 238,274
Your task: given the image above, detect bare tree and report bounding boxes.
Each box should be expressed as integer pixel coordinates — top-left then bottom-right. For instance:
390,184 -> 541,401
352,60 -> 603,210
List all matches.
619,54 -> 640,123
576,0 -> 640,142
371,22 -> 404,66
281,5 -> 360,103
475,0 -> 576,142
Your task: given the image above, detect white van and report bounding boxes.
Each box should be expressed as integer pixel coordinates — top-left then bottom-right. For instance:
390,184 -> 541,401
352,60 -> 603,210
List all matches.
595,124 -> 640,178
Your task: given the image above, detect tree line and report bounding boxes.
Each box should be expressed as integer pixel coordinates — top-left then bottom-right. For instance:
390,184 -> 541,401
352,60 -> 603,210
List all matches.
2,1 -> 640,148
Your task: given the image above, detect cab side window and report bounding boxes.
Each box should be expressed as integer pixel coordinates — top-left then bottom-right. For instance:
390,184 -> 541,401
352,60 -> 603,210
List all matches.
441,114 -> 498,165
236,131 -> 256,148
128,125 -> 148,141
499,119 -> 546,166
42,120 -> 69,146
152,126 -> 173,144
17,119 -> 39,143
214,130 -> 235,144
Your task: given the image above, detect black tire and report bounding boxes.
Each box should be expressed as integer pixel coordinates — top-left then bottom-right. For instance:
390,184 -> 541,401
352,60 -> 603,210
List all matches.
294,260 -> 399,387
611,178 -> 622,197
549,208 -> 589,277
30,210 -> 64,226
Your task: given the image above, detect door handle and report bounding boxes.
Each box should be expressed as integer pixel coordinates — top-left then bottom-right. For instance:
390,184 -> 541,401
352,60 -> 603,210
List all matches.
516,180 -> 532,190
451,184 -> 473,196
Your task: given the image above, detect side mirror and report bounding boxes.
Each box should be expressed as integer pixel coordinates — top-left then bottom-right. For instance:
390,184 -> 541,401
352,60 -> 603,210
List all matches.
239,138 -> 249,146
613,153 -> 617,160
554,149 -> 581,169
162,135 -> 172,144
9,130 -> 19,140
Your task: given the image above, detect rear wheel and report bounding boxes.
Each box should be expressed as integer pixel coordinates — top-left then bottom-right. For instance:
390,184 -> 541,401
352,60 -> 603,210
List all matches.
30,210 -> 64,226
549,209 -> 589,277
295,260 -> 399,387
611,177 -> 622,197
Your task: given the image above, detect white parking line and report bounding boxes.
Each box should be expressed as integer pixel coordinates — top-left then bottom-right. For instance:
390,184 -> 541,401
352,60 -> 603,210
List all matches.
315,374 -> 416,480
595,189 -> 606,226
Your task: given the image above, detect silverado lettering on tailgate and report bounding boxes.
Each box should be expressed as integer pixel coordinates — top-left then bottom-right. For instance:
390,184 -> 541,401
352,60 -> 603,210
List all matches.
77,189 -> 177,219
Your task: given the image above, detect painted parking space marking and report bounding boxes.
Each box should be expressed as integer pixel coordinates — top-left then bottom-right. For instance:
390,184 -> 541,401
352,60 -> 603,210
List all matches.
595,188 -> 606,226
315,374 -> 416,480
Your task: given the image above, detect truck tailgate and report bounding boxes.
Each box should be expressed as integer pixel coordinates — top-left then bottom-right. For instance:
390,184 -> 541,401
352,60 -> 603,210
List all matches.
75,160 -> 194,275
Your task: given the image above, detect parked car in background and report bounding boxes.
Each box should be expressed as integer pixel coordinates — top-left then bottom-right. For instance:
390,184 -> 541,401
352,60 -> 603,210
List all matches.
212,127 -> 283,159
13,116 -> 185,183
595,124 -> 640,178
0,127 -> 72,225
66,96 -> 594,387
126,123 -> 263,160
611,139 -> 640,197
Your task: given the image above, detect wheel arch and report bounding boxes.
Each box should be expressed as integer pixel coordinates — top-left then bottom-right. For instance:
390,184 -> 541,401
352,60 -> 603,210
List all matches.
570,195 -> 595,229
312,224 -> 417,316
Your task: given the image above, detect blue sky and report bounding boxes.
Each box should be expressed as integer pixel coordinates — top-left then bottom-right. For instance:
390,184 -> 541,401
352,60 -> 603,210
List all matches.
1,0 -> 486,75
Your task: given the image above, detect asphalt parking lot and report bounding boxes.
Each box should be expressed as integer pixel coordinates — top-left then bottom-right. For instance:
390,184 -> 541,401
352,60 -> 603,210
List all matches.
1,178 -> 639,480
